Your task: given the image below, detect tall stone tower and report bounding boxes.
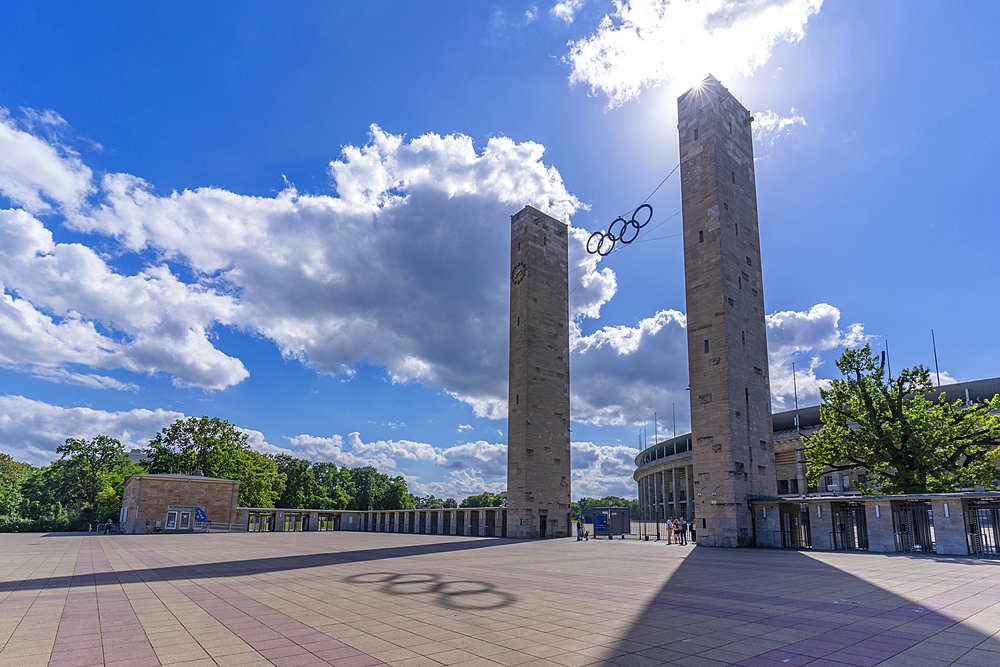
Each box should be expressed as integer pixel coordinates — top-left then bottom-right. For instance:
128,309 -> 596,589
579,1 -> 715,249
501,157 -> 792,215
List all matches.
506,205 -> 571,539
679,76 -> 776,547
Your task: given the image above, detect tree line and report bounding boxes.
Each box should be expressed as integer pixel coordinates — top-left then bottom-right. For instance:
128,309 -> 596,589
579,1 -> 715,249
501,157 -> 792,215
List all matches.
0,416 -> 507,532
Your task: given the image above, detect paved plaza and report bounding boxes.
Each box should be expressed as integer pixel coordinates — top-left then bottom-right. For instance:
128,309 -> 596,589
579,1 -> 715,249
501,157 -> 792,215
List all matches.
2,532 -> 1000,667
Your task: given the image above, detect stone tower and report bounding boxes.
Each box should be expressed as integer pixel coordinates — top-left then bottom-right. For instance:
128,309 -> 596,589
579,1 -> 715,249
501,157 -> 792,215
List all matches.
506,205 -> 571,539
678,76 -> 776,547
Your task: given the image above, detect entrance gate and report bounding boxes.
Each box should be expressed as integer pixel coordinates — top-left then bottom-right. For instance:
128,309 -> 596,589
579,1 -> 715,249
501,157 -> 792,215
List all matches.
892,501 -> 934,553
832,502 -> 868,551
779,503 -> 811,548
967,500 -> 1000,556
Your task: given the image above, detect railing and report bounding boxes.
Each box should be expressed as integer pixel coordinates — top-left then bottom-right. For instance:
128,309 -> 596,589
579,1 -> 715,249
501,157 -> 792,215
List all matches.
193,521 -> 247,533
585,521 -> 695,542
94,522 -> 123,534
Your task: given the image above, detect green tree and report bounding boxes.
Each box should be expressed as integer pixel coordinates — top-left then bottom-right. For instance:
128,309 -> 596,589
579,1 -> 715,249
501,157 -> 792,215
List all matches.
346,466 -> 390,510
0,453 -> 34,517
275,456 -> 333,509
55,436 -> 137,521
806,344 -> 1000,494
383,476 -> 414,510
145,417 -> 282,507
570,496 -> 639,517
460,491 -> 506,508
313,463 -> 352,509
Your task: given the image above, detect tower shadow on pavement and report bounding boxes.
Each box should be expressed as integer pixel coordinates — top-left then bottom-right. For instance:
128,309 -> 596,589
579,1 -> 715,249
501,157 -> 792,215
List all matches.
603,545 -> 1000,666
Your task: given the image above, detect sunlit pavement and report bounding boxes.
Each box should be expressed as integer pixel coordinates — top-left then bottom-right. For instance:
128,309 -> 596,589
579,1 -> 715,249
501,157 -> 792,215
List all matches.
2,532 -> 1000,666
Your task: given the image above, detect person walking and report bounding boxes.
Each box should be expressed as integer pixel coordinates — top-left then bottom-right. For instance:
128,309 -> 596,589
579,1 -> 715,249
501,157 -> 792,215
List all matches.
678,517 -> 687,545
577,520 -> 584,541
665,517 -> 673,545
146,519 -> 151,534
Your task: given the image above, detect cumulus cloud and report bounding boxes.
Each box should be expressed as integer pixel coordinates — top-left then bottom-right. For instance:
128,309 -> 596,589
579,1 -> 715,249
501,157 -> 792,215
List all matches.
753,108 -> 808,147
285,434 -> 397,470
0,395 -> 183,467
408,469 -> 508,501
552,0 -> 585,23
0,207 -> 246,390
572,441 -> 640,497
0,113 -> 607,410
0,108 -> 93,214
766,303 -> 868,411
572,309 -> 689,426
565,0 -> 824,107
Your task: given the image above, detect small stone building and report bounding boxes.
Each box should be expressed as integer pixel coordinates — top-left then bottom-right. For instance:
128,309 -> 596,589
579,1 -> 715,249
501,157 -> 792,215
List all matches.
120,474 -> 240,534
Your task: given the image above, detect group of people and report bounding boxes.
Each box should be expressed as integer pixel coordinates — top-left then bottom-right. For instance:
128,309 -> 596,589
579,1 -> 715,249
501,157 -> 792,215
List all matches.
664,516 -> 691,545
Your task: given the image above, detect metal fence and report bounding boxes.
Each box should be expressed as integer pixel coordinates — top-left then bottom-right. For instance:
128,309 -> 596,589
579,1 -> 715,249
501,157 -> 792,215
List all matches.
967,500 -> 1000,556
892,501 -> 935,553
575,521 -> 695,542
194,521 -> 247,533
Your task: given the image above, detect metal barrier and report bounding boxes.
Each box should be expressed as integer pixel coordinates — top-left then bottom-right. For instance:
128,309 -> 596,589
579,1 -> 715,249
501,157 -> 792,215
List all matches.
967,500 -> 1000,556
892,501 -> 935,553
193,521 -> 247,533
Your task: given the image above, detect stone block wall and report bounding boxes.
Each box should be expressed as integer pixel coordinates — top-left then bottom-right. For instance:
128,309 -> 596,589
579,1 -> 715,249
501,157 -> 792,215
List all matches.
932,499 -> 968,555
864,501 -> 895,553
808,502 -> 833,550
121,474 -> 240,534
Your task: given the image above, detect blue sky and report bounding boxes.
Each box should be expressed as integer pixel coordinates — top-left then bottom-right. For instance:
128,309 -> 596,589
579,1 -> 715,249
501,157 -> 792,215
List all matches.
1,1 -> 998,500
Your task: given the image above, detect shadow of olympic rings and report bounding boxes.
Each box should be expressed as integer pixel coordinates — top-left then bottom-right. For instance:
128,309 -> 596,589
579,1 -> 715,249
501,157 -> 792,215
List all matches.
586,203 -> 653,256
342,572 -> 517,611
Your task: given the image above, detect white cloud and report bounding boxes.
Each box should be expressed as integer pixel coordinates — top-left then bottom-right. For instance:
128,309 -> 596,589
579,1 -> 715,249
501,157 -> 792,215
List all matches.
0,208 -> 247,390
753,108 -> 808,147
408,469 -> 507,501
442,440 -> 508,477
766,303 -> 869,411
525,7 -> 539,23
350,434 -> 451,467
457,423 -> 473,432
285,433 -> 397,470
565,0 -> 824,107
0,395 -> 183,467
238,427 -> 294,456
0,108 -> 93,214
571,309 -> 689,426
932,370 -> 958,386
552,0 -> 585,23
0,114 -> 601,408
572,441 -> 640,498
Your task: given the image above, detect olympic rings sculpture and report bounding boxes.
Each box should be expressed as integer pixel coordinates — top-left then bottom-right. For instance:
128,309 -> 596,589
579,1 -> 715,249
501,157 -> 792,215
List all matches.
586,204 -> 653,256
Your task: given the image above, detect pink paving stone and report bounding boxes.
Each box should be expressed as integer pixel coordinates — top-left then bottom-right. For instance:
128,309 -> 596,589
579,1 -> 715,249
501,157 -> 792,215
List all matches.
9,533 -> 1000,667
47,648 -> 105,667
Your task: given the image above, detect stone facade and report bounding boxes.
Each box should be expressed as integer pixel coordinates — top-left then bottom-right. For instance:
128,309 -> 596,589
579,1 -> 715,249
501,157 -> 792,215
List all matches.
120,474 -> 240,534
679,76 -> 776,547
506,205 -> 571,538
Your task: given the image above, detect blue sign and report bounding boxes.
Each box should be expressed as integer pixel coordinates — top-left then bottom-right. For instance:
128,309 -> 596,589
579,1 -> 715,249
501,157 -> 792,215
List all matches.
594,513 -> 607,532
195,507 -> 208,522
